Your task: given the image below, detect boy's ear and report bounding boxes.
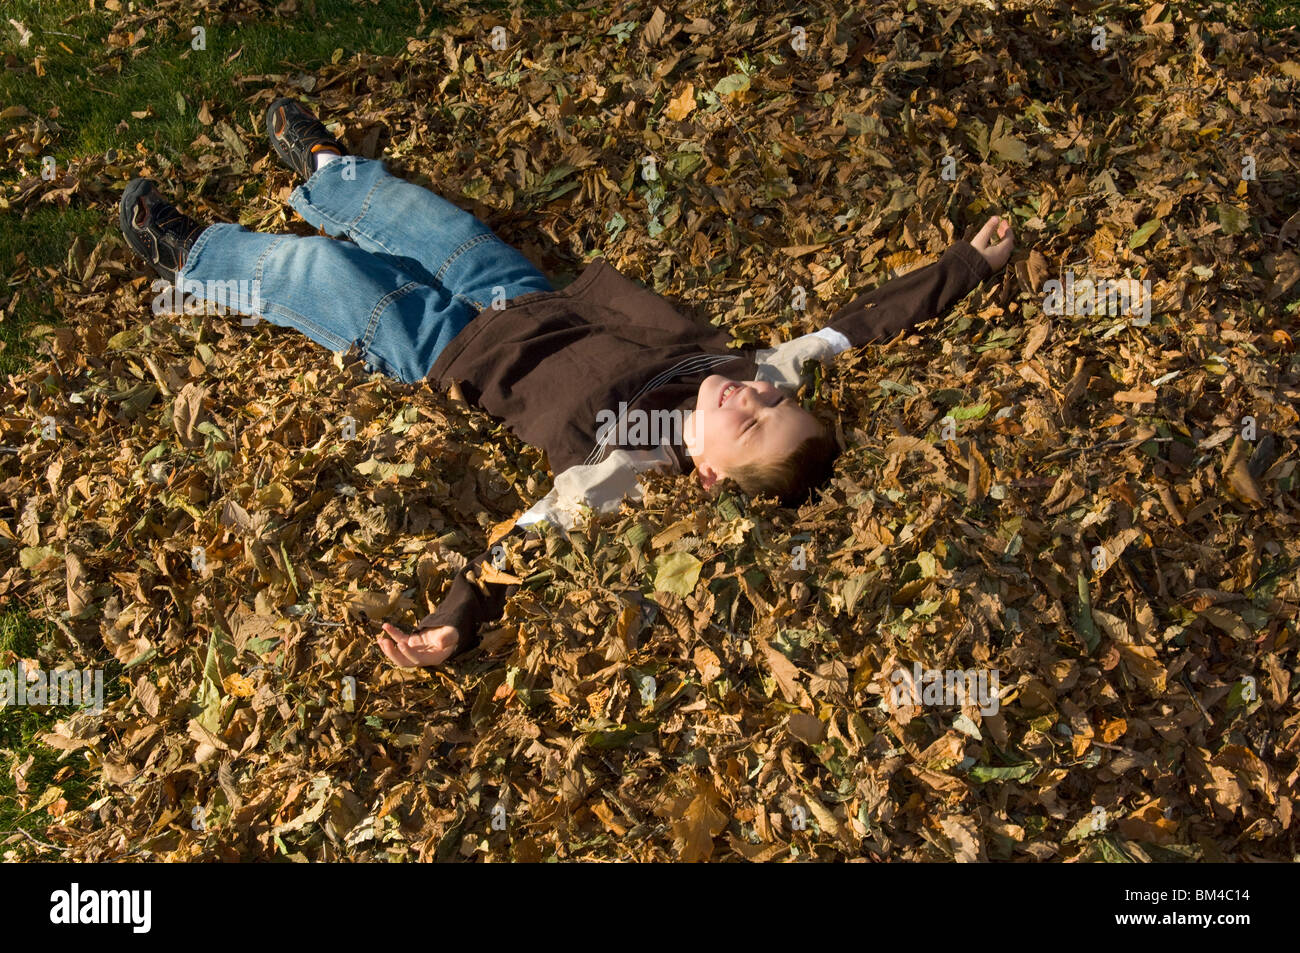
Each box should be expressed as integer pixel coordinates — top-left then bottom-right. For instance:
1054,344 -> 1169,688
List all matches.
696,463 -> 721,490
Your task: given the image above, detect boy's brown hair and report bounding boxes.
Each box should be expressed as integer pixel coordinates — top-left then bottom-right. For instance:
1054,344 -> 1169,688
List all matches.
726,413 -> 840,506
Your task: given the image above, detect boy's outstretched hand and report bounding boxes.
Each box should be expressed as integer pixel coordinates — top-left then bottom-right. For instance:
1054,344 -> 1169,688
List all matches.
971,215 -> 1015,272
379,621 -> 459,667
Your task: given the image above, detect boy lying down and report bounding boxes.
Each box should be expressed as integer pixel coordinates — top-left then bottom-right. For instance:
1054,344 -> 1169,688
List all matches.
118,98 -> 1015,669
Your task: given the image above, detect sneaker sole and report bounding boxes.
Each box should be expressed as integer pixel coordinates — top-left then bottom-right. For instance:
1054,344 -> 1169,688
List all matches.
119,177 -> 164,275
265,98 -> 304,178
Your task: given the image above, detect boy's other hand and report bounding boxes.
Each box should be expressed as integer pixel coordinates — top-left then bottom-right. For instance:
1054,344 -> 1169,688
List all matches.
971,215 -> 1015,272
379,622 -> 459,667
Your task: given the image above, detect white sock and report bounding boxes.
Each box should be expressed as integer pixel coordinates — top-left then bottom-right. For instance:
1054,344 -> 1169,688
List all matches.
315,150 -> 341,171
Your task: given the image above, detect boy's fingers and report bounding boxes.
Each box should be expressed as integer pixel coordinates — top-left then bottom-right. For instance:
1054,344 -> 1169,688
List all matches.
973,216 -> 999,246
378,639 -> 403,666
378,636 -> 420,667
412,629 -> 453,651
379,626 -> 431,666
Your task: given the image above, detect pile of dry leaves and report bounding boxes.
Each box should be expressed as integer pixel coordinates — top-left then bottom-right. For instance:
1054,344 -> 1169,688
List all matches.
1,0 -> 1298,860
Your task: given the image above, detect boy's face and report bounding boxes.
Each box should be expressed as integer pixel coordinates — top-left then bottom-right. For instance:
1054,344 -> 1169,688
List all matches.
684,375 -> 823,489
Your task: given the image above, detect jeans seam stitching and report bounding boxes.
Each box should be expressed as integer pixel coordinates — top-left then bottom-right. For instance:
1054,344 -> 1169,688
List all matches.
251,235 -> 286,298
351,169 -> 386,228
360,280 -> 422,354
264,302 -> 350,350
435,232 -> 496,286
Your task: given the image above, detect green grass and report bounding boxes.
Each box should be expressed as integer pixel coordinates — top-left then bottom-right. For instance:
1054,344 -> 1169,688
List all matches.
1258,0 -> 1300,31
0,205 -> 100,376
0,606 -> 128,856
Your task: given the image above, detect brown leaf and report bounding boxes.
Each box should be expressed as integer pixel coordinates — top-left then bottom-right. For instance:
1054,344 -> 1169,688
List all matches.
171,381 -> 208,447
1222,435 -> 1265,506
669,776 -> 728,862
760,640 -> 811,707
1115,643 -> 1167,694
664,82 -> 695,121
940,813 -> 986,862
787,712 -> 825,745
65,551 -> 90,617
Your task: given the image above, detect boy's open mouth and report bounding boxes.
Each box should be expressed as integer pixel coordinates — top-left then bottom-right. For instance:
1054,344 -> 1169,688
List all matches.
719,382 -> 741,407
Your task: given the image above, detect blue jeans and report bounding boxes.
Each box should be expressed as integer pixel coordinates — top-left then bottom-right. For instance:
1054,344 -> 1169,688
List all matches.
178,156 -> 553,383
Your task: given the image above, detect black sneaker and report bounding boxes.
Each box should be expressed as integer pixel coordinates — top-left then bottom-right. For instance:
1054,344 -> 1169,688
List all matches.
265,97 -> 347,181
119,178 -> 207,286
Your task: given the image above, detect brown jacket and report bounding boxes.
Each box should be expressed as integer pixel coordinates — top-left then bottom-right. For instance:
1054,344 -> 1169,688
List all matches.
420,240 -> 994,655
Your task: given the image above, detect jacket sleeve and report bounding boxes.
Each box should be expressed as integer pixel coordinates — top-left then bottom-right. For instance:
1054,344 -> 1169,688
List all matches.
826,239 -> 992,348
752,239 -> 993,386
420,445 -> 678,660
416,526 -> 530,659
